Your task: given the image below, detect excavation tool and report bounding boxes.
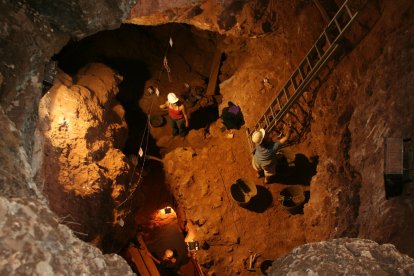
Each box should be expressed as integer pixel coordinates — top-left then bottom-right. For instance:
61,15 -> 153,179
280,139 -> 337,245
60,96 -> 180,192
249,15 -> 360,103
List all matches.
246,250 -> 261,271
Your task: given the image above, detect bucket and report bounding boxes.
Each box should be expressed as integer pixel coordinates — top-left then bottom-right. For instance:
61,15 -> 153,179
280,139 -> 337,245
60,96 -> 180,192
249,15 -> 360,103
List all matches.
279,186 -> 305,214
230,178 -> 257,206
149,115 -> 165,127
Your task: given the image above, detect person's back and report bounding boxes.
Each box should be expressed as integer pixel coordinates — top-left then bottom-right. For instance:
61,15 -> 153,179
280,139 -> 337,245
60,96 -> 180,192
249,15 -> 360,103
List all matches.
251,128 -> 291,183
159,259 -> 179,276
254,140 -> 280,164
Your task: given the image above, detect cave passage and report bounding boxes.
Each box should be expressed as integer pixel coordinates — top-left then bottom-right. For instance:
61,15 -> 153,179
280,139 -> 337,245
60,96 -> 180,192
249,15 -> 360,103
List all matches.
44,22 -> 224,257
57,23 -> 222,155
44,17 -> 321,274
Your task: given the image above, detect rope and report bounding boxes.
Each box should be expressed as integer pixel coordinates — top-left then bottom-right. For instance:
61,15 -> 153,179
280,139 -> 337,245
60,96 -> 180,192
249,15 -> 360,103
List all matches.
116,26 -> 175,209
218,170 -> 242,240
228,150 -> 259,254
116,98 -> 154,209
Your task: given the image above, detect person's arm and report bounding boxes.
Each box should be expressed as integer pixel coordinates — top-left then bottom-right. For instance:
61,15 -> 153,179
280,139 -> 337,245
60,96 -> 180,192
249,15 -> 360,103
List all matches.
145,250 -> 161,265
160,101 -> 169,110
278,128 -> 291,145
181,104 -> 189,127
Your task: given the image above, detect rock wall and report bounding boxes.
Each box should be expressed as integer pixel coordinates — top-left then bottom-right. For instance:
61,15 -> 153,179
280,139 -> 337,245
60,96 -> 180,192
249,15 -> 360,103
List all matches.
0,0 -> 136,274
268,238 -> 414,275
36,63 -> 138,251
0,196 -> 134,275
0,0 -> 135,160
301,0 -> 414,256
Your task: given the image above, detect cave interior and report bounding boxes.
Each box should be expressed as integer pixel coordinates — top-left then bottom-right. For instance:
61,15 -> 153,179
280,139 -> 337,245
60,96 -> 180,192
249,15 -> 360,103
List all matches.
1,0 -> 414,275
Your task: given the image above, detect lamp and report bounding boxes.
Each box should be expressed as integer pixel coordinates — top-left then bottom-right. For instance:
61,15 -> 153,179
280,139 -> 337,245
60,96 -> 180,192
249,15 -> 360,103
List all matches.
186,241 -> 199,251
164,207 -> 172,214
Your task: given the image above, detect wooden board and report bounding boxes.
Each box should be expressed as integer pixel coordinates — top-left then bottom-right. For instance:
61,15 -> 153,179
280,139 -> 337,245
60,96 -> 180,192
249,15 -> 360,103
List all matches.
127,236 -> 161,276
206,50 -> 223,96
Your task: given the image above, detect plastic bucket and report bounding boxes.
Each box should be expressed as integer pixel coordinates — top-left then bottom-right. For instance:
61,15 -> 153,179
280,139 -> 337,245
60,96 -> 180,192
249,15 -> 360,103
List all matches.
149,115 -> 165,127
230,178 -> 257,206
279,186 -> 305,214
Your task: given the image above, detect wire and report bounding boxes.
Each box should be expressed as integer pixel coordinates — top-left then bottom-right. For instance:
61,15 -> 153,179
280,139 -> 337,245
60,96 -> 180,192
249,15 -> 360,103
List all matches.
116,26 -> 175,209
229,150 -> 259,254
218,170 -> 241,241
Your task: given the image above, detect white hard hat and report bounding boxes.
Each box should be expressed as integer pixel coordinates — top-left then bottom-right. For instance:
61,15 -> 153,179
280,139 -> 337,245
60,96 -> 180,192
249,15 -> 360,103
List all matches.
252,129 -> 265,144
167,92 -> 179,104
164,249 -> 174,258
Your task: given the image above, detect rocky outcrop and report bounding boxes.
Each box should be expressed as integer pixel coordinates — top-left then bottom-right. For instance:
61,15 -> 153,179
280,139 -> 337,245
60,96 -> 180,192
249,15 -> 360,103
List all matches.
0,106 -> 40,198
36,63 -> 136,251
0,196 -> 134,275
268,238 -> 414,275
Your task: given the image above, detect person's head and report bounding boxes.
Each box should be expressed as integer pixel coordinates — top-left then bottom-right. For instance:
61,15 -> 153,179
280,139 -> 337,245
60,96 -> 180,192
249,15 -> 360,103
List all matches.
167,92 -> 179,104
164,249 -> 174,259
252,129 -> 265,145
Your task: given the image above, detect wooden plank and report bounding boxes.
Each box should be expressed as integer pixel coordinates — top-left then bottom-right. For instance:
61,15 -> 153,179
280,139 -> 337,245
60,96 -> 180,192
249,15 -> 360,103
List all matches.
138,248 -> 161,275
206,50 -> 223,96
137,236 -> 161,276
385,138 -> 403,175
128,245 -> 152,276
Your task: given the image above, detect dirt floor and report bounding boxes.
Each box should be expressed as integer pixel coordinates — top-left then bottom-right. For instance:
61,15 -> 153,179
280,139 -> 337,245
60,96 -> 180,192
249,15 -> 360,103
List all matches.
130,95 -> 317,275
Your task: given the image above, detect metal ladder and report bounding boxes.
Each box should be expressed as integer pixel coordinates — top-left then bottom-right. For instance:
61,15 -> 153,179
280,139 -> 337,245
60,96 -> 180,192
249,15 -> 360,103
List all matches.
246,0 -> 358,152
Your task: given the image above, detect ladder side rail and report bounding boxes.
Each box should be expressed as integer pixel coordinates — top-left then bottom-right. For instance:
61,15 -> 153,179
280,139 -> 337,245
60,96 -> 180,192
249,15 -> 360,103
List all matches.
300,0 -> 356,69
246,128 -> 255,152
250,0 -> 357,141
330,11 -> 358,46
263,42 -> 338,133
325,0 -> 356,36
267,44 -> 339,133
255,6 -> 357,134
251,91 -> 285,131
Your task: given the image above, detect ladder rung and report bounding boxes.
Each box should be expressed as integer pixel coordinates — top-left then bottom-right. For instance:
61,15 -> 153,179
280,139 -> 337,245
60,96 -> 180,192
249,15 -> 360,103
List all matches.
277,96 -> 284,109
305,56 -> 313,70
285,79 -> 294,93
315,43 -> 323,58
292,70 -> 300,89
345,3 -> 353,18
323,30 -> 331,46
333,18 -> 341,32
284,79 -> 295,94
308,47 -> 320,67
260,120 -> 266,130
300,59 -> 310,77
283,88 -> 290,101
298,65 -> 305,81
264,114 -> 270,126
250,0 -> 357,154
270,106 -> 276,119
